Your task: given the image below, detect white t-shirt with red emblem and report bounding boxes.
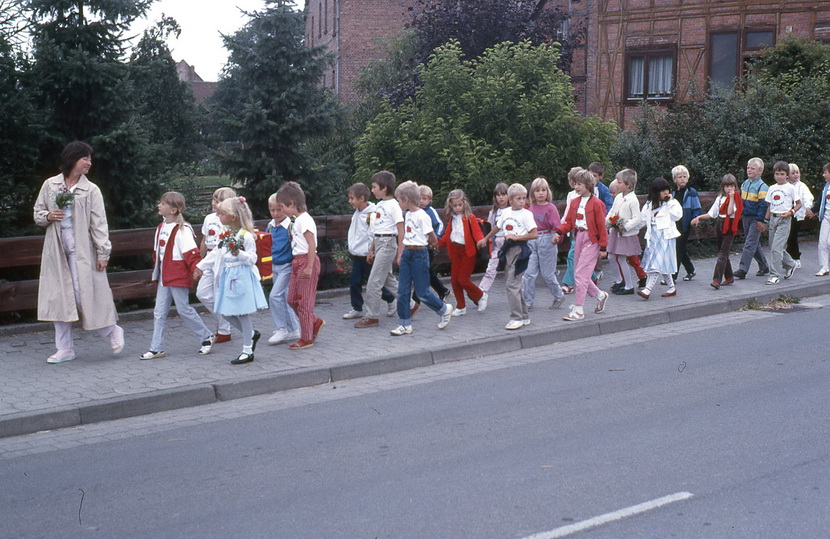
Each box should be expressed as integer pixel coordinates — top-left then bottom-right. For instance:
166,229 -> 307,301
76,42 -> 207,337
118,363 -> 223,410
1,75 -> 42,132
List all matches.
497,207 -> 537,237
157,221 -> 176,259
765,182 -> 799,214
202,212 -> 223,250
403,208 -> 433,246
370,198 -> 404,236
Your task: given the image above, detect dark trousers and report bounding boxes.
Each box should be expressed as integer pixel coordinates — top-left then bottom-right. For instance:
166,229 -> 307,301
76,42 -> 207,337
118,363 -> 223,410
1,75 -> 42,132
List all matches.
350,256 -> 394,311
713,220 -> 735,283
674,230 -> 694,277
413,247 -> 449,303
786,218 -> 801,261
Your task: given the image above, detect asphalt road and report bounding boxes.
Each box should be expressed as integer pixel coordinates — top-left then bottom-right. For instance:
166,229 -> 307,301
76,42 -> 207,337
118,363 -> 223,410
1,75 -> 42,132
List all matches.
2,304 -> 830,538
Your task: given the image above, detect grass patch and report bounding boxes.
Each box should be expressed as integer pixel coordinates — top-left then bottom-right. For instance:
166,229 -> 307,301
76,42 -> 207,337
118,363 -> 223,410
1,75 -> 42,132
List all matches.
740,294 -> 801,311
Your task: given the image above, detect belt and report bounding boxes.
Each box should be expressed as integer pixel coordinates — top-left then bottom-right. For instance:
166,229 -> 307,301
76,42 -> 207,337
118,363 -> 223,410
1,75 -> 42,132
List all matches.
575,227 -> 588,232
537,230 -> 552,235
771,212 -> 790,217
405,245 -> 427,250
374,233 -> 397,237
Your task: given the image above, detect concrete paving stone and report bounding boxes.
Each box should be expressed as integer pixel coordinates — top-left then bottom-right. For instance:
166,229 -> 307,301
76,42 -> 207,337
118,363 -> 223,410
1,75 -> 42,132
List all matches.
597,311 -> 672,335
0,407 -> 81,438
431,335 -> 522,364
520,321 -> 602,349
78,385 -> 217,425
214,368 -> 332,401
330,351 -> 433,382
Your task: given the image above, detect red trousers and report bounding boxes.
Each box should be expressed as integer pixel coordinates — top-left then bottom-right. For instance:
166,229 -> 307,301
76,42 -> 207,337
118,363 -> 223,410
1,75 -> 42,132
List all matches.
448,242 -> 483,309
288,255 -> 321,341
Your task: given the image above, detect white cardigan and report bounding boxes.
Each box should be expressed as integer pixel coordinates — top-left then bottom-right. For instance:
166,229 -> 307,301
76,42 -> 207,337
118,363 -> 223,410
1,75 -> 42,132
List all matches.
639,198 -> 682,241
606,191 -> 643,237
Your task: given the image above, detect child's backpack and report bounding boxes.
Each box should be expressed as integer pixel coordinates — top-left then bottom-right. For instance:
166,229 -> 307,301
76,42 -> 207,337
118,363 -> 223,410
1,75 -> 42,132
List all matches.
254,229 -> 273,282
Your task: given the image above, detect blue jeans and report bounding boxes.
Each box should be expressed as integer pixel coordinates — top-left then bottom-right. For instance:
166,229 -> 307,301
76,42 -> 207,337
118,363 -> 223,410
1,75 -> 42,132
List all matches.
397,248 -> 446,325
269,262 -> 299,332
350,256 -> 394,311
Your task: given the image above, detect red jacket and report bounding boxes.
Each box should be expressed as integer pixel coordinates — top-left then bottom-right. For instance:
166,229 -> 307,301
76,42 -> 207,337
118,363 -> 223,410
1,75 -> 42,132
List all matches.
556,195 -> 608,247
439,214 -> 484,258
151,223 -> 202,288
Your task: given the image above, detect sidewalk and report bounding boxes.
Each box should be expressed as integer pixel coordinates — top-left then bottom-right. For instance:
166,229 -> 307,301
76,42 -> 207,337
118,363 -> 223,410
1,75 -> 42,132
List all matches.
2,241 -> 828,439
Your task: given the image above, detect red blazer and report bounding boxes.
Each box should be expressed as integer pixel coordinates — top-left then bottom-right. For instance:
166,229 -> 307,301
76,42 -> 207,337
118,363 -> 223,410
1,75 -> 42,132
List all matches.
556,195 -> 608,247
439,214 -> 484,258
152,223 -> 202,288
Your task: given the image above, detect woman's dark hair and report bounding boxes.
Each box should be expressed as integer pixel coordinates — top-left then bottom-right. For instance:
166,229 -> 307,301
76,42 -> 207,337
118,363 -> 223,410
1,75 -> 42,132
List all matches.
648,177 -> 672,206
59,141 -> 93,176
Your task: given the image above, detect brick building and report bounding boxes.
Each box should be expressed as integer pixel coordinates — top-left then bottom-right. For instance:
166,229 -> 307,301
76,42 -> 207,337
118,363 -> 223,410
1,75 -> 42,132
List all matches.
304,0 -> 830,125
304,0 -> 416,102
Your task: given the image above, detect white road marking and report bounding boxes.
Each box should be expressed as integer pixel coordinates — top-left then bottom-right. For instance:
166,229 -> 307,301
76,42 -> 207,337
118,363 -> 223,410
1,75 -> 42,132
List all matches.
523,491 -> 694,538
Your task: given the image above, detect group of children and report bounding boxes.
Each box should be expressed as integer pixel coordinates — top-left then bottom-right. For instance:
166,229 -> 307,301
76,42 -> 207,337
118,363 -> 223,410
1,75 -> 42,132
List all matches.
143,157 -> 828,362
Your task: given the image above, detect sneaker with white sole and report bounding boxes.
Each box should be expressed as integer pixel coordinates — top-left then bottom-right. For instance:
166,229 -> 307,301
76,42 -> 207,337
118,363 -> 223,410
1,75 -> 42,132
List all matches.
268,329 -> 289,345
595,291 -> 609,313
452,307 -> 466,317
766,276 -> 780,285
563,306 -> 584,321
387,300 -> 397,317
342,309 -> 364,320
522,318 -> 531,326
505,319 -> 524,330
140,350 -> 165,360
47,350 -> 76,364
390,325 -> 413,336
438,304 -> 453,329
784,265 -> 796,279
109,325 -> 124,355
198,337 -> 214,355
795,260 -> 801,269
817,267 -> 830,276
477,292 -> 489,312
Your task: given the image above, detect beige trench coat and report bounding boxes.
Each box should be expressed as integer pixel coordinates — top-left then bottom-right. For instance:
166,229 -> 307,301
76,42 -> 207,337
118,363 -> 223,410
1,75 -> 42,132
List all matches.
33,174 -> 118,329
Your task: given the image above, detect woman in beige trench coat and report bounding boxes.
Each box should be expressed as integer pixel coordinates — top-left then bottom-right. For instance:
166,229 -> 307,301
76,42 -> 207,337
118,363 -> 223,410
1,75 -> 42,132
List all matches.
33,141 -> 124,364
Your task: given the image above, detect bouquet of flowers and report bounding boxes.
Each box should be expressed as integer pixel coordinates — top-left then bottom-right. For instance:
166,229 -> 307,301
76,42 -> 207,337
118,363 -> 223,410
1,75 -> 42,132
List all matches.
608,214 -> 626,231
54,186 -> 77,209
217,229 -> 246,252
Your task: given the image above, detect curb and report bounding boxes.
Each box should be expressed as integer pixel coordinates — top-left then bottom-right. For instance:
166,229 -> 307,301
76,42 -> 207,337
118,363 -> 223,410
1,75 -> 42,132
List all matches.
2,280 -> 828,439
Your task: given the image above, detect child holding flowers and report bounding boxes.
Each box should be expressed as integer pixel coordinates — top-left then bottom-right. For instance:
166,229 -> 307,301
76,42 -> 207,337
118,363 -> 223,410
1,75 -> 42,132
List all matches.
195,196 -> 268,364
196,186 -> 236,344
142,192 -> 214,360
606,169 -> 642,295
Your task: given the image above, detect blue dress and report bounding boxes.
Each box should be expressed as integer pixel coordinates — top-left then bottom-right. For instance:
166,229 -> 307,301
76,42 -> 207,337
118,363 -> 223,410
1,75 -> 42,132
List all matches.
214,230 -> 268,316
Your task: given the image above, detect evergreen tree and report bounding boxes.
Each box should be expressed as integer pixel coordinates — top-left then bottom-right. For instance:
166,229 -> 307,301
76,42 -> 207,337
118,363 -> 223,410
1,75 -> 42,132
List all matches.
212,0 -> 339,212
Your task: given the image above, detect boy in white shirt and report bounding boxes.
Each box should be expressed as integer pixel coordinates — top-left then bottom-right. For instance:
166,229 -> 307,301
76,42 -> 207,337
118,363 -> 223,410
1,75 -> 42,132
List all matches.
390,181 -> 453,335
764,161 -> 802,284
355,171 -> 405,328
343,183 -> 396,319
478,183 -> 538,329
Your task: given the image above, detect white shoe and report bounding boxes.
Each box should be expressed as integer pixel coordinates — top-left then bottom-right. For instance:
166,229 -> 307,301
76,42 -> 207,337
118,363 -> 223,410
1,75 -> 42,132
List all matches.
268,329 -> 289,344
438,304 -> 453,329
816,267 -> 830,276
47,350 -> 76,364
387,300 -> 397,317
795,260 -> 802,269
198,337 -> 214,355
523,318 -> 531,326
452,307 -> 466,317
342,309 -> 363,319
109,325 -> 124,355
390,325 -> 413,336
286,329 -> 301,342
477,292 -> 488,312
140,350 -> 165,360
785,265 -> 796,279
505,320 -> 524,330
595,291 -> 609,313
562,307 -> 584,321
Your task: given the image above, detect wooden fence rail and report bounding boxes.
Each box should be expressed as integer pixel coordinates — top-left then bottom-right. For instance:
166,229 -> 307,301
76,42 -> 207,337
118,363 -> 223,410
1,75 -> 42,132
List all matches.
0,191 -> 790,313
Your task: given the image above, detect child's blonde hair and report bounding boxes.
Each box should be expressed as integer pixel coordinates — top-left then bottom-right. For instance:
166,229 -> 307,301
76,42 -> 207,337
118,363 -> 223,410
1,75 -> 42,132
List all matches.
213,187 -> 236,204
789,163 -> 800,176
507,183 -> 527,200
219,196 -> 255,233
395,180 -> 420,206
268,192 -> 278,205
615,168 -> 638,190
160,191 -> 187,226
573,169 -> 595,191
419,184 -> 433,200
529,177 -> 552,203
276,181 -> 307,212
444,189 -> 472,220
567,166 -> 585,187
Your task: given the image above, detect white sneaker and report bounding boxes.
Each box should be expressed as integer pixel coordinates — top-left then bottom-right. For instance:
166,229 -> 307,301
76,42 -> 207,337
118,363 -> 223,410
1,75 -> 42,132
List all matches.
387,300 -> 397,317
452,307 -> 466,317
286,329 -> 301,342
816,267 -> 830,276
438,304 -> 453,329
109,325 -> 124,355
268,329 -> 289,344
795,260 -> 802,269
563,307 -> 584,321
198,337 -> 214,355
522,318 -> 531,326
342,309 -> 364,319
595,291 -> 609,313
505,319 -> 524,330
139,350 -> 165,360
785,265 -> 796,279
390,325 -> 413,336
477,292 -> 488,312
47,350 -> 76,364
